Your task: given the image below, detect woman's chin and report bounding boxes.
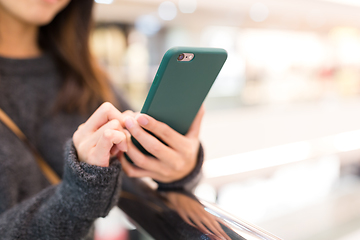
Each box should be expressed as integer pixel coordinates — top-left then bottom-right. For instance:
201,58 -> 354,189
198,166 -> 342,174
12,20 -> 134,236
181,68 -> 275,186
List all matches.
24,13 -> 58,26
0,0 -> 71,27
32,18 -> 56,26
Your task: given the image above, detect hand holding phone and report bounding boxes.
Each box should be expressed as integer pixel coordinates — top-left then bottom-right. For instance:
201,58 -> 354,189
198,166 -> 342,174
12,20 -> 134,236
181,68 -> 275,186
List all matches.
120,105 -> 205,183
120,47 -> 227,182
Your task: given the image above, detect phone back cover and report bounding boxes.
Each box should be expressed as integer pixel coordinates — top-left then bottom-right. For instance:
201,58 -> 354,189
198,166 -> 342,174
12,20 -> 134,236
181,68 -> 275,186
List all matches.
142,47 -> 227,135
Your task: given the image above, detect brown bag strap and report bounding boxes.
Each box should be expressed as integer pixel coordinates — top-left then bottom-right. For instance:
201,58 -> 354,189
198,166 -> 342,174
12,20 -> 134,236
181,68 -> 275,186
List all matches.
0,108 -> 61,185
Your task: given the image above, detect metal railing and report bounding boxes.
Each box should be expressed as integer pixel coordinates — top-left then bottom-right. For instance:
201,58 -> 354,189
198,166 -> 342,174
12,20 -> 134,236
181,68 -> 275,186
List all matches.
119,177 -> 283,240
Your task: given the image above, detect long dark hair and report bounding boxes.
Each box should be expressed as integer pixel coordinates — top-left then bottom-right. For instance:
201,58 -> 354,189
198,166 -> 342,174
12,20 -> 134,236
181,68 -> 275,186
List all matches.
38,0 -> 116,114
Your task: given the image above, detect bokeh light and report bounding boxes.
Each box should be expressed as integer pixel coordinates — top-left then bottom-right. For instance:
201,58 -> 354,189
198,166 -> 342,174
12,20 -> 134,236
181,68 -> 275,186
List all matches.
158,1 -> 178,21
94,0 -> 113,4
249,3 -> 269,22
135,15 -> 161,36
178,0 -> 197,14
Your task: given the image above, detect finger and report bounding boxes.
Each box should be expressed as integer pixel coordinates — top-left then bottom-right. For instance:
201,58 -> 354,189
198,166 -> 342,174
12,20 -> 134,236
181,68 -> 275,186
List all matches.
188,214 -> 213,237
88,129 -> 126,167
186,105 -> 205,139
119,110 -> 138,128
187,204 -> 223,239
83,102 -> 125,132
124,117 -> 176,160
125,135 -> 163,173
215,219 -> 232,240
82,119 -> 128,153
115,135 -> 128,152
192,206 -> 229,240
186,208 -> 213,235
110,143 -> 128,156
199,215 -> 228,240
120,154 -> 157,179
73,123 -> 86,145
211,220 -> 231,240
87,119 -> 122,147
135,114 -> 187,150
177,210 -> 197,229
122,110 -> 138,118
110,145 -> 120,156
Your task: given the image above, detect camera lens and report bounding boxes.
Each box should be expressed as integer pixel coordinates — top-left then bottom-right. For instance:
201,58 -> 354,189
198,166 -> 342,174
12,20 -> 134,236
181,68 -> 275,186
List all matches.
177,54 -> 185,61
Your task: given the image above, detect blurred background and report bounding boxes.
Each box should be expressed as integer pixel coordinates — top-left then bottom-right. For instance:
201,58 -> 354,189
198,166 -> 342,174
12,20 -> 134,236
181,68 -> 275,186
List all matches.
91,0 -> 360,239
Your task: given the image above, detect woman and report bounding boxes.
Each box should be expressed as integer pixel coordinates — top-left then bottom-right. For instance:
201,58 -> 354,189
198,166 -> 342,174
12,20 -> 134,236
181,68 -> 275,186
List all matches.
0,0 -> 204,239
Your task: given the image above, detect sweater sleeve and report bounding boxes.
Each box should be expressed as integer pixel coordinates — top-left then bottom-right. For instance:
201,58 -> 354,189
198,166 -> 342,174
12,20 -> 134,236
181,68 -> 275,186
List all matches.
0,140 -> 122,240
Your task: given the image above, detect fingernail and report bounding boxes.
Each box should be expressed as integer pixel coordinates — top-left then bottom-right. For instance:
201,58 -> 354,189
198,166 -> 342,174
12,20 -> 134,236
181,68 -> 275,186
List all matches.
125,117 -> 134,129
136,114 -> 148,126
121,144 -> 128,152
124,129 -> 131,138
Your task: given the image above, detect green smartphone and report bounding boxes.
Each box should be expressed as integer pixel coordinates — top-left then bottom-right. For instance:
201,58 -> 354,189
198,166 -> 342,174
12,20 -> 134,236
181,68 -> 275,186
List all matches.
126,47 -> 227,159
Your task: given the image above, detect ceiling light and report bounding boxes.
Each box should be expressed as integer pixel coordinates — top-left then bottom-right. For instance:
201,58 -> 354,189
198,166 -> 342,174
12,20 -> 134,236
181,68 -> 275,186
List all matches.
179,0 -> 197,14
158,1 -> 177,21
249,3 -> 269,22
135,15 -> 161,36
95,0 -> 113,4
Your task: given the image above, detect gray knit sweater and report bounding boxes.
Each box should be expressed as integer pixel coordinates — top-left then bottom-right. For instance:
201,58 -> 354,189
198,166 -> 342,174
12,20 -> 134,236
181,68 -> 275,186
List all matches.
0,54 -> 203,239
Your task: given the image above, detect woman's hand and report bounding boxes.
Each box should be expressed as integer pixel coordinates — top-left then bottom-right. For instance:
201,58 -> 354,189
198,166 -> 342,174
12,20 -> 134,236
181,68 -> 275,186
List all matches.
72,102 -> 128,167
119,106 -> 205,183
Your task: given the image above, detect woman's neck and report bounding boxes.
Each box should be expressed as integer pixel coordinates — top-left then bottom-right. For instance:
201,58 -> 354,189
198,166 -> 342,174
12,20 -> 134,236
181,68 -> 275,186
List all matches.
0,5 -> 41,59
